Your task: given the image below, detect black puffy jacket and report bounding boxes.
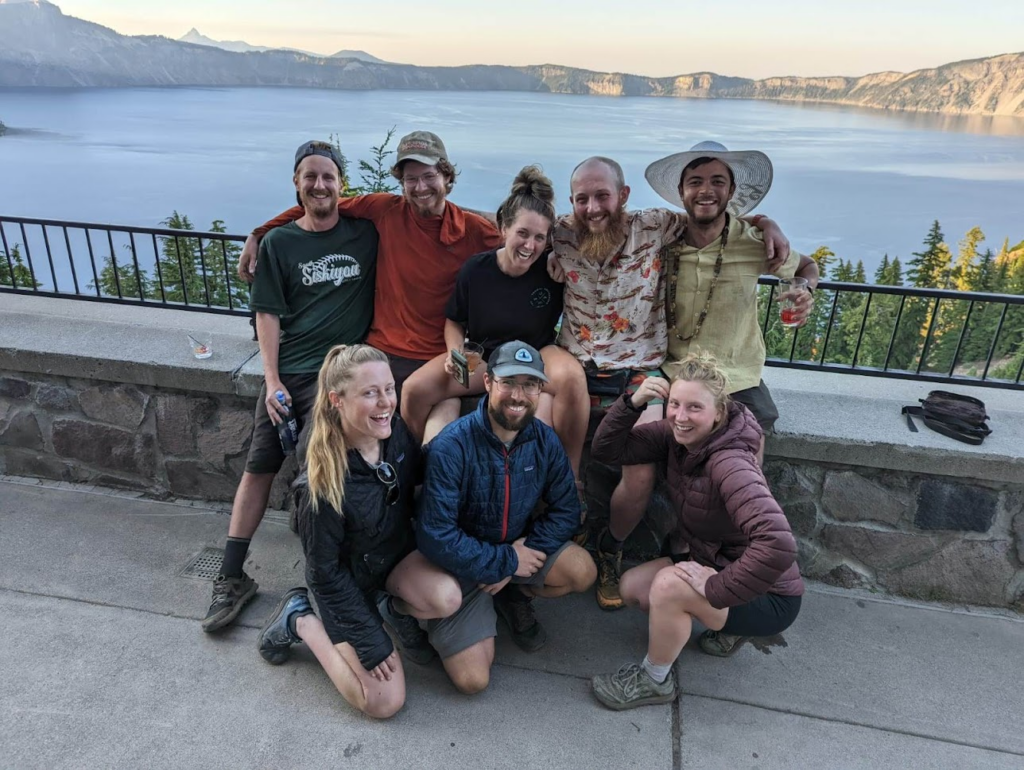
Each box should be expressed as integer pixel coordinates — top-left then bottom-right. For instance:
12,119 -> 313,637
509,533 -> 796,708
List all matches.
294,416 -> 420,670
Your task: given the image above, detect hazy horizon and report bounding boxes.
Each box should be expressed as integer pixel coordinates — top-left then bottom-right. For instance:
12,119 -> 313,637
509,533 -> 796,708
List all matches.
26,0 -> 1024,81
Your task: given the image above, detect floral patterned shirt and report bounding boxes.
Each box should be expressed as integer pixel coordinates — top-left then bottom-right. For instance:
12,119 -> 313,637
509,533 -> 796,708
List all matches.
554,209 -> 683,370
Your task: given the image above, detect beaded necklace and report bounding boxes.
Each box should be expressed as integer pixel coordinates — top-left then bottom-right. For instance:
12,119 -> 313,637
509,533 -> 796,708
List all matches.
666,214 -> 730,343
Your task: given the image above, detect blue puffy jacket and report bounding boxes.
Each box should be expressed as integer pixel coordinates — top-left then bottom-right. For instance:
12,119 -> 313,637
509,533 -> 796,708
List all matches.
416,397 -> 580,586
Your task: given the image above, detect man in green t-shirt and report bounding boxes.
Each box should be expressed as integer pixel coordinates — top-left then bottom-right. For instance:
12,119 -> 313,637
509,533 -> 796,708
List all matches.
202,140 -> 378,633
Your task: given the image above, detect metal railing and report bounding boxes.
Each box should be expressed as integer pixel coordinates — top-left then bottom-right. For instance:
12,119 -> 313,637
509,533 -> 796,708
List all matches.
0,215 -> 250,316
758,278 -> 1024,390
3,215 -> 1022,389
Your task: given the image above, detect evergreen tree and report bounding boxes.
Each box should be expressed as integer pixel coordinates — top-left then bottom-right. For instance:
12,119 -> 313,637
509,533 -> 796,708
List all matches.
1,243 -> 40,289
92,244 -> 151,299
907,220 -> 952,288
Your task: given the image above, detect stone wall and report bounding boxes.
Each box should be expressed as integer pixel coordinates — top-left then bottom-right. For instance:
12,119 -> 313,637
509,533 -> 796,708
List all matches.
581,453 -> 1023,611
0,371 -> 296,509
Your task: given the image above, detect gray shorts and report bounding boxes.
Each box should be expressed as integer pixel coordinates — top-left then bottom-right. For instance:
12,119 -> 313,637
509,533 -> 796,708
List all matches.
426,542 -> 571,659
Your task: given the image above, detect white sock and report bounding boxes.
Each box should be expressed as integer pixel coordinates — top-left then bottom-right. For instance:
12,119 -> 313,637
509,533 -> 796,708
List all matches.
642,655 -> 673,684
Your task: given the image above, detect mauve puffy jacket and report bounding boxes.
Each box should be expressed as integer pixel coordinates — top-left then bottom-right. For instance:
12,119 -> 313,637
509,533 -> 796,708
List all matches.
592,395 -> 804,609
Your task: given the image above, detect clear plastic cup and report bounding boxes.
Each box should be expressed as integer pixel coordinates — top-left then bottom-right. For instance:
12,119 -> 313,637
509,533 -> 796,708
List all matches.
187,332 -> 213,359
463,341 -> 484,374
778,277 -> 809,328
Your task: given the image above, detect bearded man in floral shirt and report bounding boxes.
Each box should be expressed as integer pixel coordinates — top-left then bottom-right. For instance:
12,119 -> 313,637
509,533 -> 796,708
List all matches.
551,156 -> 789,612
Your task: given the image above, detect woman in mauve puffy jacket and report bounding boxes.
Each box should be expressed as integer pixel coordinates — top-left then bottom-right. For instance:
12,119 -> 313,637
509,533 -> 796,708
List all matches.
589,351 -> 804,712
254,344 -> 460,719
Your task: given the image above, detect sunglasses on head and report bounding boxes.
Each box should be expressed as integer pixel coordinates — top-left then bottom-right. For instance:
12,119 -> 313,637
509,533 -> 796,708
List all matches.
376,461 -> 399,506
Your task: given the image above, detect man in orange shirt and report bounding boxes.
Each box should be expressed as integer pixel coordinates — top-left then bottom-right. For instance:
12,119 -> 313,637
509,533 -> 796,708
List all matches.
239,131 -> 502,396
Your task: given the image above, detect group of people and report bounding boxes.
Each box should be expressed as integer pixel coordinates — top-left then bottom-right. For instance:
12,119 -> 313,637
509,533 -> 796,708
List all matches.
199,130 -> 817,716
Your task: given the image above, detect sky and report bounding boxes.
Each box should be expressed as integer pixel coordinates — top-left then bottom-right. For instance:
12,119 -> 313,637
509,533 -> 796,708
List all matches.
39,0 -> 1024,79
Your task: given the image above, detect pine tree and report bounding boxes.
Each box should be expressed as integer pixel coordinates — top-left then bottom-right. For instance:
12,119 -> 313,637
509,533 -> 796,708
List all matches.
907,221 -> 952,288
0,243 -> 40,289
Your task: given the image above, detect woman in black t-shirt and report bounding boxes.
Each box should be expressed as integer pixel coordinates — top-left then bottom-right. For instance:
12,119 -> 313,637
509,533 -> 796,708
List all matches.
255,344 -> 461,719
401,166 -> 589,486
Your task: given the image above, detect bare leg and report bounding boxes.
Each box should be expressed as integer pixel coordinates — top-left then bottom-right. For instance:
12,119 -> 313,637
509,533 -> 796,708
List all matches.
227,472 -> 276,539
385,550 -> 462,619
294,614 -> 406,719
619,557 -> 673,612
442,637 -> 495,695
521,544 -> 596,599
646,565 -> 728,666
423,397 -> 466,444
401,354 -> 484,443
607,405 -> 663,541
539,346 -> 589,480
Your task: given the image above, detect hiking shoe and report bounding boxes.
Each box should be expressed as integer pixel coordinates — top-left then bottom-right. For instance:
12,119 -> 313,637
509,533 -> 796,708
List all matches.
494,591 -> 547,653
201,571 -> 258,633
699,630 -> 749,657
377,594 -> 436,665
257,587 -> 313,665
595,547 -> 624,611
592,663 -> 677,711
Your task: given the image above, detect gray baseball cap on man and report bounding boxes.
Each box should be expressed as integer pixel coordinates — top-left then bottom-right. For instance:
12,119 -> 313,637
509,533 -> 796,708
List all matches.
488,341 -> 548,383
396,130 -> 449,166
294,140 -> 344,174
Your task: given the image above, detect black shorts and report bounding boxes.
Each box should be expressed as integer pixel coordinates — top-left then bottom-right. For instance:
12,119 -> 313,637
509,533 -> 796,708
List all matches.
244,372 -> 319,475
386,353 -> 429,404
731,380 -> 779,433
720,592 -> 801,637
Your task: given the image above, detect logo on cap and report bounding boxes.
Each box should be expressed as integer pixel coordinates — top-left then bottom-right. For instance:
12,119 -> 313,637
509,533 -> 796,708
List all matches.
514,349 -> 533,363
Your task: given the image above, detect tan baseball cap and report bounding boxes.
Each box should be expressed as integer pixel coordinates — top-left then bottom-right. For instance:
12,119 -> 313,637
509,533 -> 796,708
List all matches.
396,130 -> 448,166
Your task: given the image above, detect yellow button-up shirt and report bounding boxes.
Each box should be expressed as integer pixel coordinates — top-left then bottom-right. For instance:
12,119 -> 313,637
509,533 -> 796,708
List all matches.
663,217 -> 800,392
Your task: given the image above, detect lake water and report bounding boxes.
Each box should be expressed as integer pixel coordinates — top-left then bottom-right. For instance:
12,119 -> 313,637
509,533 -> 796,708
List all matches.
2,87 -> 1024,282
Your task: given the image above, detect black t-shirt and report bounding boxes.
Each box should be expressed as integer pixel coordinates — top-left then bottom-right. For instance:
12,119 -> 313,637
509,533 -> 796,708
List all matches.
445,250 -> 563,357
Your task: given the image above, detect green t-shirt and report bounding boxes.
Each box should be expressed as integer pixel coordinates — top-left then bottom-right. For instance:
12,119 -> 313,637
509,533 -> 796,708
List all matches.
250,219 -> 378,374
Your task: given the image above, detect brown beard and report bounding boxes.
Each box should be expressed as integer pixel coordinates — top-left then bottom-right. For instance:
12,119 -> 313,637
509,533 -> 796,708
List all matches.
573,207 -> 628,262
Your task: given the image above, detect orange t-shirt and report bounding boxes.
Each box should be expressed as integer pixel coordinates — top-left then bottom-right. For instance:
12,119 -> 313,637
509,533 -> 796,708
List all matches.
255,194 -> 501,360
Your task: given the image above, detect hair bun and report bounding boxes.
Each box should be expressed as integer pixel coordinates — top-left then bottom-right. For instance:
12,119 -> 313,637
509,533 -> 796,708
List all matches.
510,165 -> 554,204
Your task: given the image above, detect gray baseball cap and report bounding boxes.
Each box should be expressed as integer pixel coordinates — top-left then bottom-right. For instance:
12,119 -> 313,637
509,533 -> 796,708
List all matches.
487,341 -> 548,382
294,140 -> 344,174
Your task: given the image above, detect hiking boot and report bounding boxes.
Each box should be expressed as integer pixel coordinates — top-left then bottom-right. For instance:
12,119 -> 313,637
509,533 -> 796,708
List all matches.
201,571 -> 258,633
595,547 -> 624,611
699,630 -> 749,657
592,663 -> 677,711
377,594 -> 436,665
494,591 -> 547,653
257,587 -> 313,665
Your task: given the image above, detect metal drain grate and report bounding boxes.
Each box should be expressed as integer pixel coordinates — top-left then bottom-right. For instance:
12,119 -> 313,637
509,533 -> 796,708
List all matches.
179,547 -> 225,580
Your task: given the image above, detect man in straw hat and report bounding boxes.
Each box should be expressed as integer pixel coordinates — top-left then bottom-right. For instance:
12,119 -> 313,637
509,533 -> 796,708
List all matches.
551,153 -> 796,612
593,140 -> 818,625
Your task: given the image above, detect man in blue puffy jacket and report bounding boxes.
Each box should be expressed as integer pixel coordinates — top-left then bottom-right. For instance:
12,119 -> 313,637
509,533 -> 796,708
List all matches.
417,341 -> 597,694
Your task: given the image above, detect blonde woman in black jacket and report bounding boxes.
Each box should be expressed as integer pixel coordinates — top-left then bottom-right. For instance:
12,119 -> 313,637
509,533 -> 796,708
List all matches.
257,344 -> 461,718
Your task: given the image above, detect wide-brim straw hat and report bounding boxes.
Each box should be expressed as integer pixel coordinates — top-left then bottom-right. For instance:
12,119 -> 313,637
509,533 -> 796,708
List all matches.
645,140 -> 773,217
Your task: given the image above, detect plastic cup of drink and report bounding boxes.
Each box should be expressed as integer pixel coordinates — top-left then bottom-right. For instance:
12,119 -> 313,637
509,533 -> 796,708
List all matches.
778,278 -> 809,329
463,341 -> 484,374
187,332 -> 213,359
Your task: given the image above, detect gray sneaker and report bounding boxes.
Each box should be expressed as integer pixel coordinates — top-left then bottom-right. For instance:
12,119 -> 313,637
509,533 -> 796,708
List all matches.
257,587 -> 313,665
377,594 -> 436,665
201,571 -> 258,633
592,663 -> 677,711
699,630 -> 748,657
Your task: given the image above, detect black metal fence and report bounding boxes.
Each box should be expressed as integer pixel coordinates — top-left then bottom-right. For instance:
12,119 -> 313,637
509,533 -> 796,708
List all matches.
3,215 -> 1022,389
0,215 -> 250,316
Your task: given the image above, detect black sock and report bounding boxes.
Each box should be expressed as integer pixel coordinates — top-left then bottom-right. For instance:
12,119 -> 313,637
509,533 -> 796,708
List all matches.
221,537 -> 251,578
501,584 -> 531,603
599,528 -> 624,554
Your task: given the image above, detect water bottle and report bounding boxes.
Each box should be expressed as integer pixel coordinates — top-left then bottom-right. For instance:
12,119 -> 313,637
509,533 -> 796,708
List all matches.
275,390 -> 299,455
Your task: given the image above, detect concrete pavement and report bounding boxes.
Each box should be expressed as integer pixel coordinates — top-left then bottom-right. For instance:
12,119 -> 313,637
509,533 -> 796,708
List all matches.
1,476 -> 1022,770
